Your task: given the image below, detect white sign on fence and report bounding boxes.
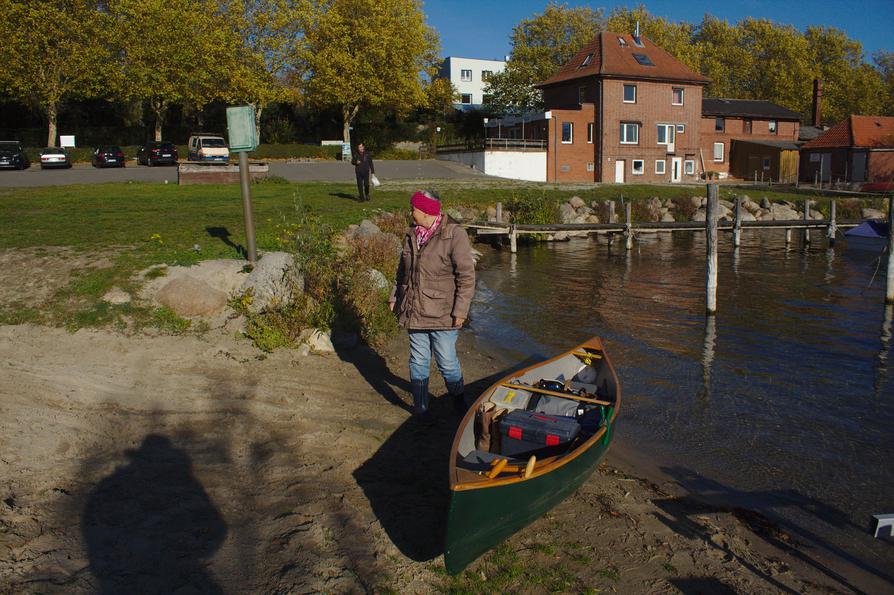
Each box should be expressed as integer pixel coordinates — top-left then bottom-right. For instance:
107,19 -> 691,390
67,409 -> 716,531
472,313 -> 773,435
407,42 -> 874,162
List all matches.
60,135 -> 75,148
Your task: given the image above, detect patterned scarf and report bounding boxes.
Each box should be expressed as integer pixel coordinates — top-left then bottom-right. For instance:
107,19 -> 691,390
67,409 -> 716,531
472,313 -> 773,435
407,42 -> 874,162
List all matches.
414,213 -> 443,249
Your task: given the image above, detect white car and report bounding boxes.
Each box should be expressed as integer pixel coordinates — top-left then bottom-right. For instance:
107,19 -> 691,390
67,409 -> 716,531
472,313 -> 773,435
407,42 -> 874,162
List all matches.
39,147 -> 71,169
187,134 -> 229,162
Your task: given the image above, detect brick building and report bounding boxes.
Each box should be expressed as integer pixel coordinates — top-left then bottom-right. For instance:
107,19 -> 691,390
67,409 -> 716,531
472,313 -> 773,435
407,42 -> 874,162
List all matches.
533,31 -> 710,183
700,99 -> 801,181
800,115 -> 894,184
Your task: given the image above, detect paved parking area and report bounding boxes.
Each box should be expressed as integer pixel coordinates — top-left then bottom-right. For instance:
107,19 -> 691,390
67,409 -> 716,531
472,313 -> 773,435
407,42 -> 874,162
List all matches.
0,159 -> 488,188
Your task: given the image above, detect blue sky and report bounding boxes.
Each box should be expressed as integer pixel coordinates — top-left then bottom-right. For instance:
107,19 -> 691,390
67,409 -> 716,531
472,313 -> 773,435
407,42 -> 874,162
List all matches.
423,0 -> 894,62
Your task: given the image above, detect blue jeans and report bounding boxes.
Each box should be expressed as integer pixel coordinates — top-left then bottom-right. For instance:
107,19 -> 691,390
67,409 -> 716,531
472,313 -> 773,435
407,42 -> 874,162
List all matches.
408,329 -> 462,383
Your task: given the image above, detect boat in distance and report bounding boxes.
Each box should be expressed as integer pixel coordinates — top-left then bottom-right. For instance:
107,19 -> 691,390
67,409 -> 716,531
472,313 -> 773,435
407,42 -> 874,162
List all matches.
444,336 -> 621,574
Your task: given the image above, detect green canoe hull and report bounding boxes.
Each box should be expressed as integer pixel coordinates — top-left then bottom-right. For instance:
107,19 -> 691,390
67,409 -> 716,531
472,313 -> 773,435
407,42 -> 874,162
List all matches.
443,416 -> 616,574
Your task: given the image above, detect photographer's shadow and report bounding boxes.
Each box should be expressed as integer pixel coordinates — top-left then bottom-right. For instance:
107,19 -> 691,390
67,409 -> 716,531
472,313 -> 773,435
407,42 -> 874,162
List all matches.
82,435 -> 227,593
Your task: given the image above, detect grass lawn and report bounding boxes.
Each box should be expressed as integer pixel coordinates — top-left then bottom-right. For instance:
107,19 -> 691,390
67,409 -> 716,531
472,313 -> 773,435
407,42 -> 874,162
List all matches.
0,179 -> 875,330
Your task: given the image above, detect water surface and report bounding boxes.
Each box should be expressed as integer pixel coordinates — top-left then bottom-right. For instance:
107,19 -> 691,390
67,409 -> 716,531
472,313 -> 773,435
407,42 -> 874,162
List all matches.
469,230 -> 894,583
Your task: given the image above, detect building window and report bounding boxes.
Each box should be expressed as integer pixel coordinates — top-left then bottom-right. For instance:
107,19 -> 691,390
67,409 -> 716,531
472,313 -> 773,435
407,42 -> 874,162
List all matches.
676,124 -> 685,134
632,53 -> 654,66
482,94 -> 493,104
655,159 -> 666,175
744,119 -> 752,134
763,157 -> 771,170
768,120 -> 777,134
587,122 -> 594,143
715,117 -> 725,132
460,93 -> 472,104
620,122 -> 639,144
657,124 -> 675,146
460,69 -> 472,82
579,86 -> 587,103
672,87 -> 684,105
684,160 -> 695,175
562,122 -> 573,143
481,70 -> 493,81
632,159 -> 645,175
713,142 -> 724,162
623,84 -> 636,103
586,162 -> 595,172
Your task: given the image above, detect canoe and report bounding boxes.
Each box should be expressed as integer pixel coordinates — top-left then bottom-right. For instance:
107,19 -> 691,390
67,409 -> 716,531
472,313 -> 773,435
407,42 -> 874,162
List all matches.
444,337 -> 621,574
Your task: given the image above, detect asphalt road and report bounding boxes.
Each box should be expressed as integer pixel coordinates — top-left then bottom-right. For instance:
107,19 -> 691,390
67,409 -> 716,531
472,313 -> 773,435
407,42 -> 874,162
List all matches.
0,158 -> 488,188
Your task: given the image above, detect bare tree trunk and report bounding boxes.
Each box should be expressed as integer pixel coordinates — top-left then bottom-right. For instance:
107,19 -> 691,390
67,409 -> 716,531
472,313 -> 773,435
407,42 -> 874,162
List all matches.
46,102 -> 59,147
254,103 -> 264,145
151,98 -> 167,141
342,104 -> 359,145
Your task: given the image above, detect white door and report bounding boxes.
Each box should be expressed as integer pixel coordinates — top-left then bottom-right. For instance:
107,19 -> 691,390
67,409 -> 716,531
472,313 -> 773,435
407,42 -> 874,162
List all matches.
615,160 -> 625,183
671,157 -> 682,183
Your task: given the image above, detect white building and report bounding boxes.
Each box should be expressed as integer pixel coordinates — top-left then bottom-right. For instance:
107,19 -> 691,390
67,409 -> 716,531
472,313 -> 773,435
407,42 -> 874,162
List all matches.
437,56 -> 506,110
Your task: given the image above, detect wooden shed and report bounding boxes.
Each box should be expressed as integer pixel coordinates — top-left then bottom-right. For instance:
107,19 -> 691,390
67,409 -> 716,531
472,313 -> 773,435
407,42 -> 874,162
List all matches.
729,139 -> 799,183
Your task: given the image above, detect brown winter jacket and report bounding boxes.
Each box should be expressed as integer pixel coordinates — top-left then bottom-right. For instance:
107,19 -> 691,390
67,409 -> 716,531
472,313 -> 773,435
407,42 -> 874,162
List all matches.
391,218 -> 476,330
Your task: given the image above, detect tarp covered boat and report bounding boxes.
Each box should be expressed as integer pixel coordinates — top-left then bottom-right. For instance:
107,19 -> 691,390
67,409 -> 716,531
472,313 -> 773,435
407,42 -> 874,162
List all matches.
444,337 -> 620,574
845,219 -> 890,252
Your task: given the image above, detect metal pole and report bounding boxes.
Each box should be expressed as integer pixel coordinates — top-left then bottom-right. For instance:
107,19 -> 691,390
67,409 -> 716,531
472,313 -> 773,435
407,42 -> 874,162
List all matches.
510,225 -> 517,254
496,201 -> 502,224
733,195 -> 742,248
828,199 -> 837,247
706,183 -> 719,315
238,151 -> 257,263
886,196 -> 894,304
625,201 -> 633,250
803,198 -> 811,246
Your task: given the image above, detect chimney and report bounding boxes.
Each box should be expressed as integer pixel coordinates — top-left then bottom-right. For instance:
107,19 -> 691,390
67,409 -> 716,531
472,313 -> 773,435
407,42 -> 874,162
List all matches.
812,79 -> 823,128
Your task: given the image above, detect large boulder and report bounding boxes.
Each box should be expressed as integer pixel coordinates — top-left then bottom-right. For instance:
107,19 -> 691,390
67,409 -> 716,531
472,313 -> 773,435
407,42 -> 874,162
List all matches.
239,251 -> 302,313
568,196 -> 586,209
157,277 -> 228,317
862,208 -> 885,219
366,268 -> 390,292
559,202 -> 577,224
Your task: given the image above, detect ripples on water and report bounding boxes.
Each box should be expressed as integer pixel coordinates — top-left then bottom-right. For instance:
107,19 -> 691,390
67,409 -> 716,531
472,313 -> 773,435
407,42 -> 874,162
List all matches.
470,230 -> 894,580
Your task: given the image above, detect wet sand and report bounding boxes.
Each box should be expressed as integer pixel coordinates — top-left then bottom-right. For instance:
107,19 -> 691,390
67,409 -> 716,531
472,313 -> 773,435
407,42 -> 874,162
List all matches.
1,322 -> 885,593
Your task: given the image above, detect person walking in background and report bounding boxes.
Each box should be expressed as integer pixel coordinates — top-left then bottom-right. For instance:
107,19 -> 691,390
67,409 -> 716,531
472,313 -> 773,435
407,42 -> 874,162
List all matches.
390,190 -> 476,421
351,142 -> 375,201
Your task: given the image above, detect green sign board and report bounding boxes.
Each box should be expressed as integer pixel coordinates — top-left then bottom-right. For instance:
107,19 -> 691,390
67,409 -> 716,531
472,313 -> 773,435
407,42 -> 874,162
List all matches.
226,106 -> 257,152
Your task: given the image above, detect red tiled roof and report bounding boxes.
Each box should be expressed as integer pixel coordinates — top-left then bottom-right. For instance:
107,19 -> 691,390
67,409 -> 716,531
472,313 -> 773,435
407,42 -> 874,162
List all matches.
802,115 -> 894,149
536,32 -> 710,88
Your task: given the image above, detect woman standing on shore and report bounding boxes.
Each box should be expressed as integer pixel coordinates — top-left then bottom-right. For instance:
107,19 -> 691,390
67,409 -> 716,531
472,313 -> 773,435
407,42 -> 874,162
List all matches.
390,190 -> 476,421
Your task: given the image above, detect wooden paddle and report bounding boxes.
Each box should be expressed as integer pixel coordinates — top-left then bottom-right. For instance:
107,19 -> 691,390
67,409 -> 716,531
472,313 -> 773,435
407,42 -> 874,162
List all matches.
500,382 -> 612,406
485,455 -> 539,479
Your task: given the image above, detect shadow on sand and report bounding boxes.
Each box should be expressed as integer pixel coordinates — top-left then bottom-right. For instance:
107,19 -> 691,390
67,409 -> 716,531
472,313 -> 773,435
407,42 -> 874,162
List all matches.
81,434 -> 227,593
654,465 -> 893,594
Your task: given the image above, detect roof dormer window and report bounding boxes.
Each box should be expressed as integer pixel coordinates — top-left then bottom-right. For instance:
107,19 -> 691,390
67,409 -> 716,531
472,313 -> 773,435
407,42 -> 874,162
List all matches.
580,53 -> 592,68
618,37 -> 627,47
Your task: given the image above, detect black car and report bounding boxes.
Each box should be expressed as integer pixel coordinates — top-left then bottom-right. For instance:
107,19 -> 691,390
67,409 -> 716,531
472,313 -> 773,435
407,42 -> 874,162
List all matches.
92,145 -> 126,168
0,141 -> 30,170
137,141 -> 178,166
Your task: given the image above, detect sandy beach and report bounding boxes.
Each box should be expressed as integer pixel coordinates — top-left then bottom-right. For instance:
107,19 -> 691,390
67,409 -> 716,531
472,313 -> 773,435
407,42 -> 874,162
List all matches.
1,316 -> 885,593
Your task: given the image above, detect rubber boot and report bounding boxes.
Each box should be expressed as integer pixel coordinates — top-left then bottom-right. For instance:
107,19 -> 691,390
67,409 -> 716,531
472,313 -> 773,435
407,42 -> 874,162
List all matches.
447,377 -> 466,415
410,378 -> 432,422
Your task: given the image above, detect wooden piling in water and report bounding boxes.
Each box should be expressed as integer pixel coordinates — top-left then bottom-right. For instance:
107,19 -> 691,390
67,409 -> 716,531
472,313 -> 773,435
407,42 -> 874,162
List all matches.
510,225 -> 517,254
496,202 -> 502,224
625,202 -> 633,250
785,228 -> 792,245
828,200 -> 837,247
733,195 -> 742,248
887,197 -> 894,304
706,184 -> 719,315
803,199 -> 811,245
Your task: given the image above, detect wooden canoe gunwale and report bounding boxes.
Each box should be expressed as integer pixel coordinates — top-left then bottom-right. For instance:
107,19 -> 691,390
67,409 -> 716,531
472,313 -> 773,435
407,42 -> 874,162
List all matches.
449,337 -> 621,492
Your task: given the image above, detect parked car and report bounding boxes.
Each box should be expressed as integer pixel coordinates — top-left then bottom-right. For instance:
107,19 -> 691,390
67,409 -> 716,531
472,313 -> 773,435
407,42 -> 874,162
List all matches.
137,141 -> 178,166
0,141 -> 30,170
187,134 -> 229,162
38,147 -> 72,169
92,145 -> 126,168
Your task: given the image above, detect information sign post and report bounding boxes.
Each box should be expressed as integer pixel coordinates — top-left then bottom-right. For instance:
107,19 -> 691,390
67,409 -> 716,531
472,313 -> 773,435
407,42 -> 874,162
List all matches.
226,106 -> 259,263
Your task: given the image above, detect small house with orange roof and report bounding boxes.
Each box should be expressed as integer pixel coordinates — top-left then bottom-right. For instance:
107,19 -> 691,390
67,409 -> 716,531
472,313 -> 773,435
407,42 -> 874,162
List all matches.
533,30 -> 710,183
800,115 -> 894,184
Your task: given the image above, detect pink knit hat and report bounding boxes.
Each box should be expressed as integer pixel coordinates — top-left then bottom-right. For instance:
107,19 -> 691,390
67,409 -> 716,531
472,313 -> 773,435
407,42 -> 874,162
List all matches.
410,190 -> 441,215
